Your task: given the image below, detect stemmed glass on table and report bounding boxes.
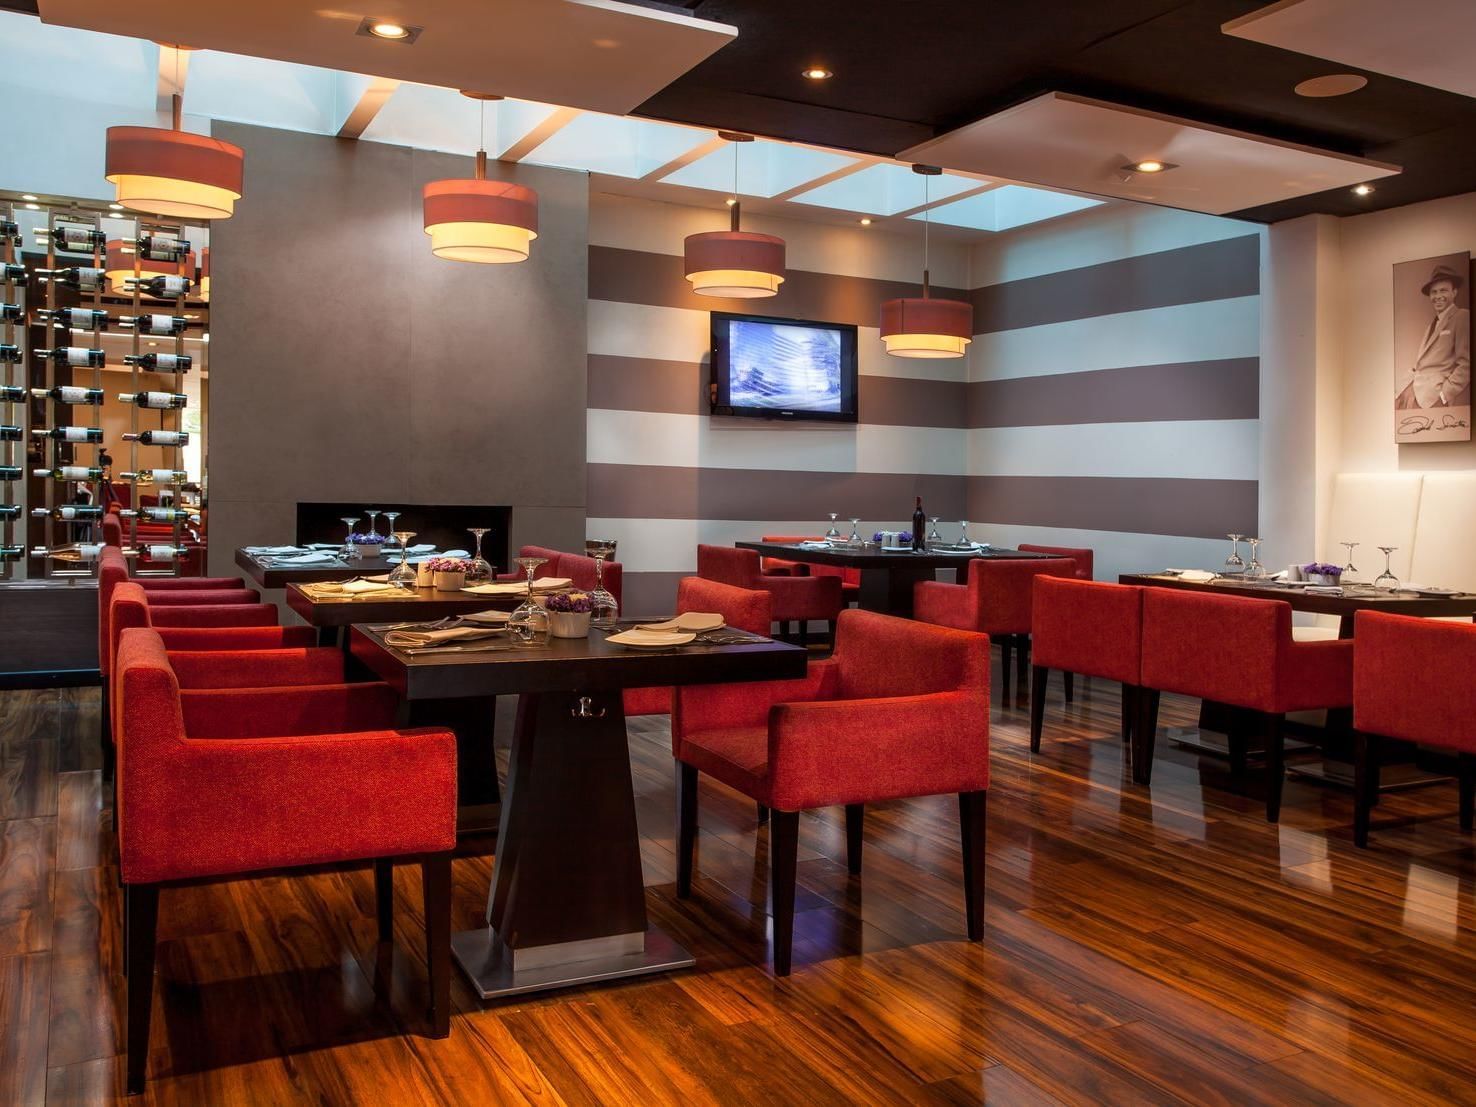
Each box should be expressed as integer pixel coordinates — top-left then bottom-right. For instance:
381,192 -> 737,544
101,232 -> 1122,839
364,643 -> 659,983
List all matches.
1246,537 -> 1265,579
364,508 -> 382,542
927,517 -> 941,549
1341,541 -> 1359,581
340,516 -> 360,559
382,512 -> 401,547
389,531 -> 418,587
824,513 -> 840,541
587,539 -> 620,627
848,517 -> 861,543
959,521 -> 970,547
1225,534 -> 1245,572
508,556 -> 549,642
467,528 -> 493,582
1374,546 -> 1400,591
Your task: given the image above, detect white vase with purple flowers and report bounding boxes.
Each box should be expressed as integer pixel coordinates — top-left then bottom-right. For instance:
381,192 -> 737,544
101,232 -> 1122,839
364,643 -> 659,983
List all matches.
1302,562 -> 1344,586
545,591 -> 594,638
428,556 -> 470,592
348,532 -> 382,559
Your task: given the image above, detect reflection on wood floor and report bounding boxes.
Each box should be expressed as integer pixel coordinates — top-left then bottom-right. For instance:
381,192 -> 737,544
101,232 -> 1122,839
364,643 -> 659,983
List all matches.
3,661 -> 1476,1105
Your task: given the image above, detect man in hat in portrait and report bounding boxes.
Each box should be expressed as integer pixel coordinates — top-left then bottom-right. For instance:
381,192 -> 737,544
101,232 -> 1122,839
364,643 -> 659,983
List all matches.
1396,262 -> 1470,409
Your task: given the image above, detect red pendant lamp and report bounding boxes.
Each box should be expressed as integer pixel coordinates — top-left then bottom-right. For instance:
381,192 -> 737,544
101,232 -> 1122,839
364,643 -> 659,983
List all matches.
683,132 -> 785,298
105,49 -> 243,221
879,165 -> 973,359
423,92 -> 539,264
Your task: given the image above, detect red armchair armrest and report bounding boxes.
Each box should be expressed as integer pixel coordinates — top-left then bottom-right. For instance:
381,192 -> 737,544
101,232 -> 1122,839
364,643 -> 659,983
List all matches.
121,728 -> 457,884
675,659 -> 840,735
767,691 -> 990,811
143,588 -> 259,606
762,574 -> 844,620
157,626 -> 317,651
149,603 -> 279,628
913,580 -> 972,630
140,576 -> 244,592
168,647 -> 344,689
181,682 -> 400,737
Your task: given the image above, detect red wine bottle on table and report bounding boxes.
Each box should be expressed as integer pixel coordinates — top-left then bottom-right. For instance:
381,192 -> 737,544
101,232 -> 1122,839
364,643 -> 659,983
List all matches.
912,497 -> 926,551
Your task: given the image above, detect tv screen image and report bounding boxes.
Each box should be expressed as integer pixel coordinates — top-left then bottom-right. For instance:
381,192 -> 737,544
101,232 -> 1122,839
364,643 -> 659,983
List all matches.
710,312 -> 859,423
728,319 -> 843,413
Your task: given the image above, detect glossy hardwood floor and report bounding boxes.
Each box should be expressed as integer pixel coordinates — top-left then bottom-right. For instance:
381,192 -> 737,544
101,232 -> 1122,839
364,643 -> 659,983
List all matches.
4,667 -> 1476,1105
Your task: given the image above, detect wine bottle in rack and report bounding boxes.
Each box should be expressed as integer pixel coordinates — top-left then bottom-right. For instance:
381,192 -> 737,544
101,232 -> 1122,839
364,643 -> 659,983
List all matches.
36,307 -> 109,331
124,274 -> 191,298
121,506 -> 191,523
32,426 -> 104,443
137,544 -> 189,562
37,266 -> 106,291
31,504 -> 104,521
0,504 -> 21,521
36,346 -> 105,368
34,465 -> 104,481
123,352 -> 191,373
119,468 -> 188,484
0,546 -> 23,562
0,385 -> 23,403
0,219 -> 17,240
119,314 -> 187,336
31,385 -> 104,405
135,236 -> 191,262
46,225 -> 106,251
30,542 -> 108,563
0,303 -> 20,324
2,263 -> 26,282
1,424 -> 22,442
122,429 -> 188,446
0,344 -> 21,364
0,466 -> 22,482
117,391 -> 186,409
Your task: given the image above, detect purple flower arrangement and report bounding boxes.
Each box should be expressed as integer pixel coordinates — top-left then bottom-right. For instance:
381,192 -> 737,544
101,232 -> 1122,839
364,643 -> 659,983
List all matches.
426,556 -> 470,573
1302,562 -> 1343,578
349,532 -> 383,545
545,591 -> 594,613
872,531 -> 913,545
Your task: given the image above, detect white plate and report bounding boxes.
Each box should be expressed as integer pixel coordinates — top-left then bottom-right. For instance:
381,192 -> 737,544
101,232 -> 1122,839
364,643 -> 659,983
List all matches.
1414,587 -> 1462,597
606,628 -> 697,649
639,612 -> 724,633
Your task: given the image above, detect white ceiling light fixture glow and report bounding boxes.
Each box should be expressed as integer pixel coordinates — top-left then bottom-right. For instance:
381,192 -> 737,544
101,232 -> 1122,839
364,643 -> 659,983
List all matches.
358,18 -> 422,43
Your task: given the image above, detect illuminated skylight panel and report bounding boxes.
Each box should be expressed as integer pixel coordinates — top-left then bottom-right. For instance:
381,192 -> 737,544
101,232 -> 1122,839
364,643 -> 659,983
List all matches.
187,52 -> 339,134
523,113 -> 707,178
0,11 -> 154,108
361,84 -> 558,157
662,141 -> 858,196
908,184 -> 1103,231
788,163 -> 977,215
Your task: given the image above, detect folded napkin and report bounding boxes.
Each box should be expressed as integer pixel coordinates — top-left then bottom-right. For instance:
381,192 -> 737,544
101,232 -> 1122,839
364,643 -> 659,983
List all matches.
383,624 -> 506,649
797,541 -> 832,549
461,576 -> 573,596
306,542 -> 342,550
405,543 -> 435,554
1305,585 -> 1344,596
461,610 -> 510,625
274,551 -> 335,565
1174,569 -> 1217,583
640,612 -> 725,633
301,579 -> 412,601
246,545 -> 306,555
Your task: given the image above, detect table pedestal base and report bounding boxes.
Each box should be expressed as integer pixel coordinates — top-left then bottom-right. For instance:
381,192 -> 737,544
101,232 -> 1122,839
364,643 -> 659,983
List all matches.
451,925 -> 694,999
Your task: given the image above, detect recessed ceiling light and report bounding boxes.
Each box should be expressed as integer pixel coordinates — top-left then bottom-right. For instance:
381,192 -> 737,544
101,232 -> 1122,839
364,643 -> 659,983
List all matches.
802,67 -> 833,81
23,203 -> 39,210
859,217 -> 872,226
1134,160 -> 1165,173
1353,183 -> 1375,196
21,194 -> 38,201
358,17 -> 421,43
724,197 -> 738,207
1295,74 -> 1368,98
109,202 -> 124,210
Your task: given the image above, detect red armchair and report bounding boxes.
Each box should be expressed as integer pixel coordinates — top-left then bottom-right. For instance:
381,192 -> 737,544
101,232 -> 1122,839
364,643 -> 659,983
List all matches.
116,627 -> 456,1093
1138,590 -> 1353,820
1017,543 -> 1094,581
623,576 -> 773,718
696,544 -> 843,646
672,608 -> 990,974
759,534 -> 862,604
1029,577 -> 1143,755
1353,612 -> 1476,847
914,556 -> 1077,699
500,544 -> 623,610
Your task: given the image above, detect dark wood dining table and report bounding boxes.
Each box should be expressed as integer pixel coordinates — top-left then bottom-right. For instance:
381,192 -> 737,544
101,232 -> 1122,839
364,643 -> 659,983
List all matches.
349,622 -> 808,1000
735,540 -> 1055,616
235,546 -> 400,588
284,582 -> 524,646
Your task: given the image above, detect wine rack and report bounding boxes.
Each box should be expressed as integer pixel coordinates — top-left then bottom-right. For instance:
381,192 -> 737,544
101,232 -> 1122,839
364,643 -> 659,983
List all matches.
0,205 -> 21,580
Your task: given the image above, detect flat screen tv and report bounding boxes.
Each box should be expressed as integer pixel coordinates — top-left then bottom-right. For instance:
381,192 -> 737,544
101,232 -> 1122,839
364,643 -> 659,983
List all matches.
709,311 -> 859,423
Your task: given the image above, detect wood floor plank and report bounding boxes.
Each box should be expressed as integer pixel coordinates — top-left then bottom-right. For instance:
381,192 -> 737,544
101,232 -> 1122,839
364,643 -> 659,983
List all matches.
0,740 -> 57,822
0,818 -> 54,957
0,953 -> 50,1107
54,772 -> 100,873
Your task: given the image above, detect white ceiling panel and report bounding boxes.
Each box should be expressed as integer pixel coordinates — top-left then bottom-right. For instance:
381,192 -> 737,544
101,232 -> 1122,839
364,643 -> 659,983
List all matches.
1223,0 -> 1476,100
37,0 -> 737,116
899,92 -> 1400,215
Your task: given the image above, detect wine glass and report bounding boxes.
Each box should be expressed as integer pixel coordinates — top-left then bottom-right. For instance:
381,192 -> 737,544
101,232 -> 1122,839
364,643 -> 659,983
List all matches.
1374,546 -> 1399,591
389,531 -> 418,587
586,538 -> 620,627
364,508 -> 382,541
1225,534 -> 1245,572
340,516 -> 359,559
848,517 -> 861,543
1340,541 -> 1359,580
958,520 -> 970,546
927,517 -> 942,549
508,556 -> 549,642
1246,537 -> 1264,579
466,527 -> 493,582
383,511 -> 401,545
824,512 -> 840,541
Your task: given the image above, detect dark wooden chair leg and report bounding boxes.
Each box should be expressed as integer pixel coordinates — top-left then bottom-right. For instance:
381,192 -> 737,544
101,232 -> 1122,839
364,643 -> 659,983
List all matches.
374,859 -> 394,944
770,811 -> 800,976
1460,753 -> 1476,833
959,791 -> 988,941
756,802 -> 769,826
1132,689 -> 1161,784
1227,711 -> 1250,779
420,853 -> 452,1039
1265,713 -> 1286,823
798,623 -> 810,650
826,620 -> 838,648
125,883 -> 160,1096
1015,636 -> 1030,694
1120,684 -> 1137,744
1029,665 -> 1048,752
999,638 -> 1013,701
1063,671 -> 1074,703
1354,730 -> 1377,848
844,804 -> 863,875
676,762 -> 698,898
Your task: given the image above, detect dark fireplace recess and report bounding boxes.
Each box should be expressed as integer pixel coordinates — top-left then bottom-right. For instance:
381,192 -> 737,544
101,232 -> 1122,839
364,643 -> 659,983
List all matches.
295,503 -> 511,572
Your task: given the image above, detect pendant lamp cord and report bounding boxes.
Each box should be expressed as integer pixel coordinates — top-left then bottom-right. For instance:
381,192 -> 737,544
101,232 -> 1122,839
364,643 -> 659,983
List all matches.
730,138 -> 741,233
922,174 -> 931,299
475,100 -> 487,181
170,47 -> 182,130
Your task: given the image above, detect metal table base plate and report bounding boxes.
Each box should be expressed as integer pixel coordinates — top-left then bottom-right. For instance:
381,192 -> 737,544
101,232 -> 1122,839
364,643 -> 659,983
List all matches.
451,925 -> 695,1000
